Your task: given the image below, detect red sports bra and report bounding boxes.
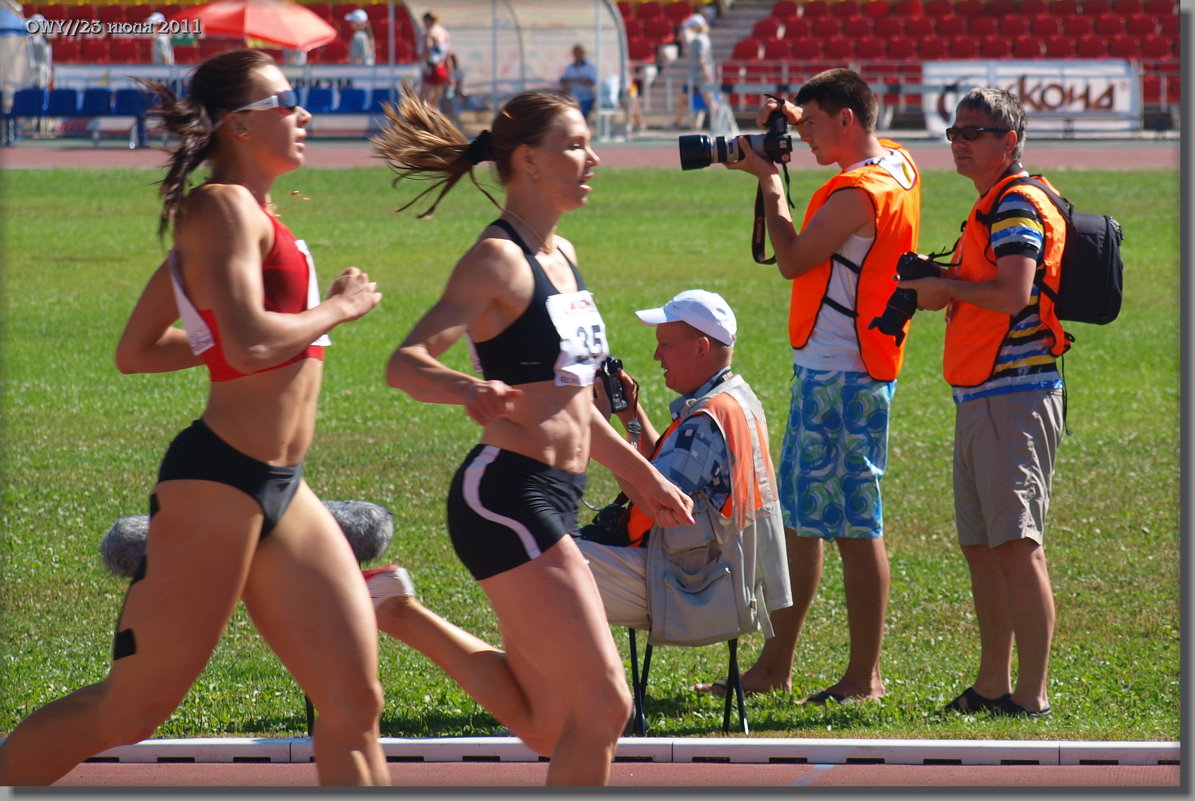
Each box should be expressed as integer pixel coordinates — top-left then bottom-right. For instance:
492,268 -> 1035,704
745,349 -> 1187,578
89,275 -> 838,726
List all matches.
170,213 -> 329,382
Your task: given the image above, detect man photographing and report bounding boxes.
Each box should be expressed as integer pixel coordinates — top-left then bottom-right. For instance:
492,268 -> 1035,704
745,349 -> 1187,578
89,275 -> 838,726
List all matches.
702,68 -> 922,706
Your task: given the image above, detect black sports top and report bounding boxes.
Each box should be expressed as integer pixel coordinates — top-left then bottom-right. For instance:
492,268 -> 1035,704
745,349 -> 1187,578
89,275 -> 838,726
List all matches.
470,218 -> 606,386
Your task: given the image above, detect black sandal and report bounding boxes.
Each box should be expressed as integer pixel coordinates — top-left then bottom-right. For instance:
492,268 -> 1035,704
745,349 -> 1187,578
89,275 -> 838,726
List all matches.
943,686 -> 1011,713
992,696 -> 1053,718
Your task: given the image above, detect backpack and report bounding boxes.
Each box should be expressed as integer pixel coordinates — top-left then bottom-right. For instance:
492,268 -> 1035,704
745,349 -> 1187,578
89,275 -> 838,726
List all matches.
987,176 -> 1125,326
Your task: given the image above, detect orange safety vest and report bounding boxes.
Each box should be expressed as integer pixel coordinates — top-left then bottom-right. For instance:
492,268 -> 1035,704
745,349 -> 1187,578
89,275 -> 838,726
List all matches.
624,390 -> 774,546
788,139 -> 921,382
943,173 -> 1069,388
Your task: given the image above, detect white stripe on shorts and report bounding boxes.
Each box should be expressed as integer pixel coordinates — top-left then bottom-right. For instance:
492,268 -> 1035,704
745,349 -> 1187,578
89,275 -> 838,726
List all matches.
462,445 -> 543,562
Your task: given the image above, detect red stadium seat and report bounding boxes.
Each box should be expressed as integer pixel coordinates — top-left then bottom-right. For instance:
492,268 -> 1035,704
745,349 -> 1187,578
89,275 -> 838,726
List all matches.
623,18 -> 644,38
822,35 -> 854,62
1093,13 -> 1126,35
1113,0 -> 1143,10
979,35 -> 1011,58
1075,34 -> 1106,57
1001,17 -> 1029,36
904,16 -> 934,37
97,5 -> 124,23
1061,14 -> 1094,35
636,1 -> 664,20
1144,0 -> 1175,13
37,3 -> 65,19
985,0 -> 1018,16
1029,14 -> 1062,35
782,16 -> 813,37
617,1 -> 633,20
753,16 -> 784,40
953,0 -> 984,16
627,36 -> 656,63
642,17 -> 675,46
830,0 -> 861,18
108,37 -> 140,63
1019,0 -> 1049,13
885,35 -> 917,59
842,16 -> 872,36
854,35 -> 885,60
68,4 -> 96,20
1082,0 -> 1111,12
788,35 -> 823,61
762,38 -> 790,60
730,36 -> 763,60
1107,34 -> 1141,59
772,0 -> 798,17
1125,13 -> 1159,34
79,36 -> 108,63
1141,32 -> 1176,59
1011,36 -> 1044,58
1157,13 -> 1179,36
969,16 -> 998,36
890,0 -> 924,16
811,17 -> 840,37
1042,34 -> 1077,56
936,16 -> 965,36
863,0 -> 890,17
923,0 -> 952,15
52,37 -> 81,62
947,35 -> 980,58
172,44 -> 201,63
1048,0 -> 1079,13
802,0 -> 831,16
917,36 -> 949,58
874,16 -> 904,36
664,1 -> 694,25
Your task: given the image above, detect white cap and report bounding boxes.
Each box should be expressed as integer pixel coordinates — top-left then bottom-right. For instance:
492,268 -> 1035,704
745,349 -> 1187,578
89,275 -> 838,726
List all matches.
145,11 -> 165,25
635,289 -> 736,345
345,9 -> 368,23
682,13 -> 706,28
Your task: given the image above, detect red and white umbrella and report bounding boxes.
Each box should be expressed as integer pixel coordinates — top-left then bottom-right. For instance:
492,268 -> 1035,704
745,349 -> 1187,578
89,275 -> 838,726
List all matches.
170,0 -> 337,52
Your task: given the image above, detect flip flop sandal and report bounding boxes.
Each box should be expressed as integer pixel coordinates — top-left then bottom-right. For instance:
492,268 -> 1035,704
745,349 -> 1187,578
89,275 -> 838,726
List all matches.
943,686 -> 1011,713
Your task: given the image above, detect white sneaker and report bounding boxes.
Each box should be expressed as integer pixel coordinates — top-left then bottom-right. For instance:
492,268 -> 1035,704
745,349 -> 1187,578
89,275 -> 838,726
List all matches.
363,565 -> 416,608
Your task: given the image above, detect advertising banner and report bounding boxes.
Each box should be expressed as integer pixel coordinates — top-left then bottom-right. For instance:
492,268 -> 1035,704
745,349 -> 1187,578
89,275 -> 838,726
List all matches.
922,60 -> 1139,135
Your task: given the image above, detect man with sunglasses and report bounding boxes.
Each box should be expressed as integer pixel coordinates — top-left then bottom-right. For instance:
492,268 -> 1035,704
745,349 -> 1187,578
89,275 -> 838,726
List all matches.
696,69 -> 920,707
899,88 -> 1065,718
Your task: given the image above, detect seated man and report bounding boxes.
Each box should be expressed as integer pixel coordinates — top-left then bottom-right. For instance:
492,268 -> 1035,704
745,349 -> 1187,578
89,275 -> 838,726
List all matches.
579,290 -> 791,647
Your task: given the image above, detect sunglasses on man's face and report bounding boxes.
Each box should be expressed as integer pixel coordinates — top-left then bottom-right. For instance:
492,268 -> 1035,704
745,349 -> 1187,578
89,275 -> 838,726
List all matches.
230,89 -> 301,114
945,125 -> 1011,142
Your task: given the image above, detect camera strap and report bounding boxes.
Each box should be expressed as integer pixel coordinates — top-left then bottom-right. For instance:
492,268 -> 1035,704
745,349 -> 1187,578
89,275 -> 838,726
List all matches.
751,163 -> 795,265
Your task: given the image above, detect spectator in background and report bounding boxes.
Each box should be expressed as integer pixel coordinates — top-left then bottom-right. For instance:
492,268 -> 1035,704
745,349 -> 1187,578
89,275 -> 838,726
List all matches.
345,9 -> 375,67
559,44 -> 598,122
26,13 -> 51,87
418,10 -> 450,108
672,14 -> 716,130
145,12 -> 174,65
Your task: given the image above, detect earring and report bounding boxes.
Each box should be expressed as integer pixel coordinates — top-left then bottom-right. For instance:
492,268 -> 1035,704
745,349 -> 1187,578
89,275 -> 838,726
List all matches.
531,170 -> 539,181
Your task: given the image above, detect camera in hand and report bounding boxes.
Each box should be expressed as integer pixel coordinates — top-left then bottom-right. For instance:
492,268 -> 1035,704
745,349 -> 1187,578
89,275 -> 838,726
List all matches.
599,356 -> 628,413
678,102 -> 792,171
868,252 -> 943,347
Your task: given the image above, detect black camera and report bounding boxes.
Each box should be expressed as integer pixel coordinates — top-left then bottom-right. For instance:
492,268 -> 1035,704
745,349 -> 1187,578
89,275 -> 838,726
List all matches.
678,102 -> 792,171
598,356 -> 628,413
868,252 -> 943,347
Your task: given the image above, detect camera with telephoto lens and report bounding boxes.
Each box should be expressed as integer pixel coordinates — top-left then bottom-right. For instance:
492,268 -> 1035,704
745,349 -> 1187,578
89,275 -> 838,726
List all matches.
678,99 -> 793,171
868,252 -> 944,347
598,357 -> 628,413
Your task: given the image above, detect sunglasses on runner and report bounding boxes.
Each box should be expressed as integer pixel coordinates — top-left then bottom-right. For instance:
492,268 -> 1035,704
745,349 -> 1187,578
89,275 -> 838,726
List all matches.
945,125 -> 1011,142
230,89 -> 301,114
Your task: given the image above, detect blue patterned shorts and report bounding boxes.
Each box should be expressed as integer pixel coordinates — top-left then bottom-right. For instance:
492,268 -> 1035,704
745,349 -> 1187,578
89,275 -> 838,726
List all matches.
778,366 -> 895,540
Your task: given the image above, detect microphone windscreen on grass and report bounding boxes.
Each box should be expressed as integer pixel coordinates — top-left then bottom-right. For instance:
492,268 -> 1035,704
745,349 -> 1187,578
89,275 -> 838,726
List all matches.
100,500 -> 394,577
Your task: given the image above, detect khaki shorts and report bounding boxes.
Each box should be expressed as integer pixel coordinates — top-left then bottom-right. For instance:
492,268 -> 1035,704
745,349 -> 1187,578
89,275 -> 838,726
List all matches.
953,389 -> 1064,548
576,538 -> 649,630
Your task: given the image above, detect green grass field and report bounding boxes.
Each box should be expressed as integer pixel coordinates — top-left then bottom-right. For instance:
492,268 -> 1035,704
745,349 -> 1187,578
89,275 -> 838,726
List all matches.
0,162 -> 1179,743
